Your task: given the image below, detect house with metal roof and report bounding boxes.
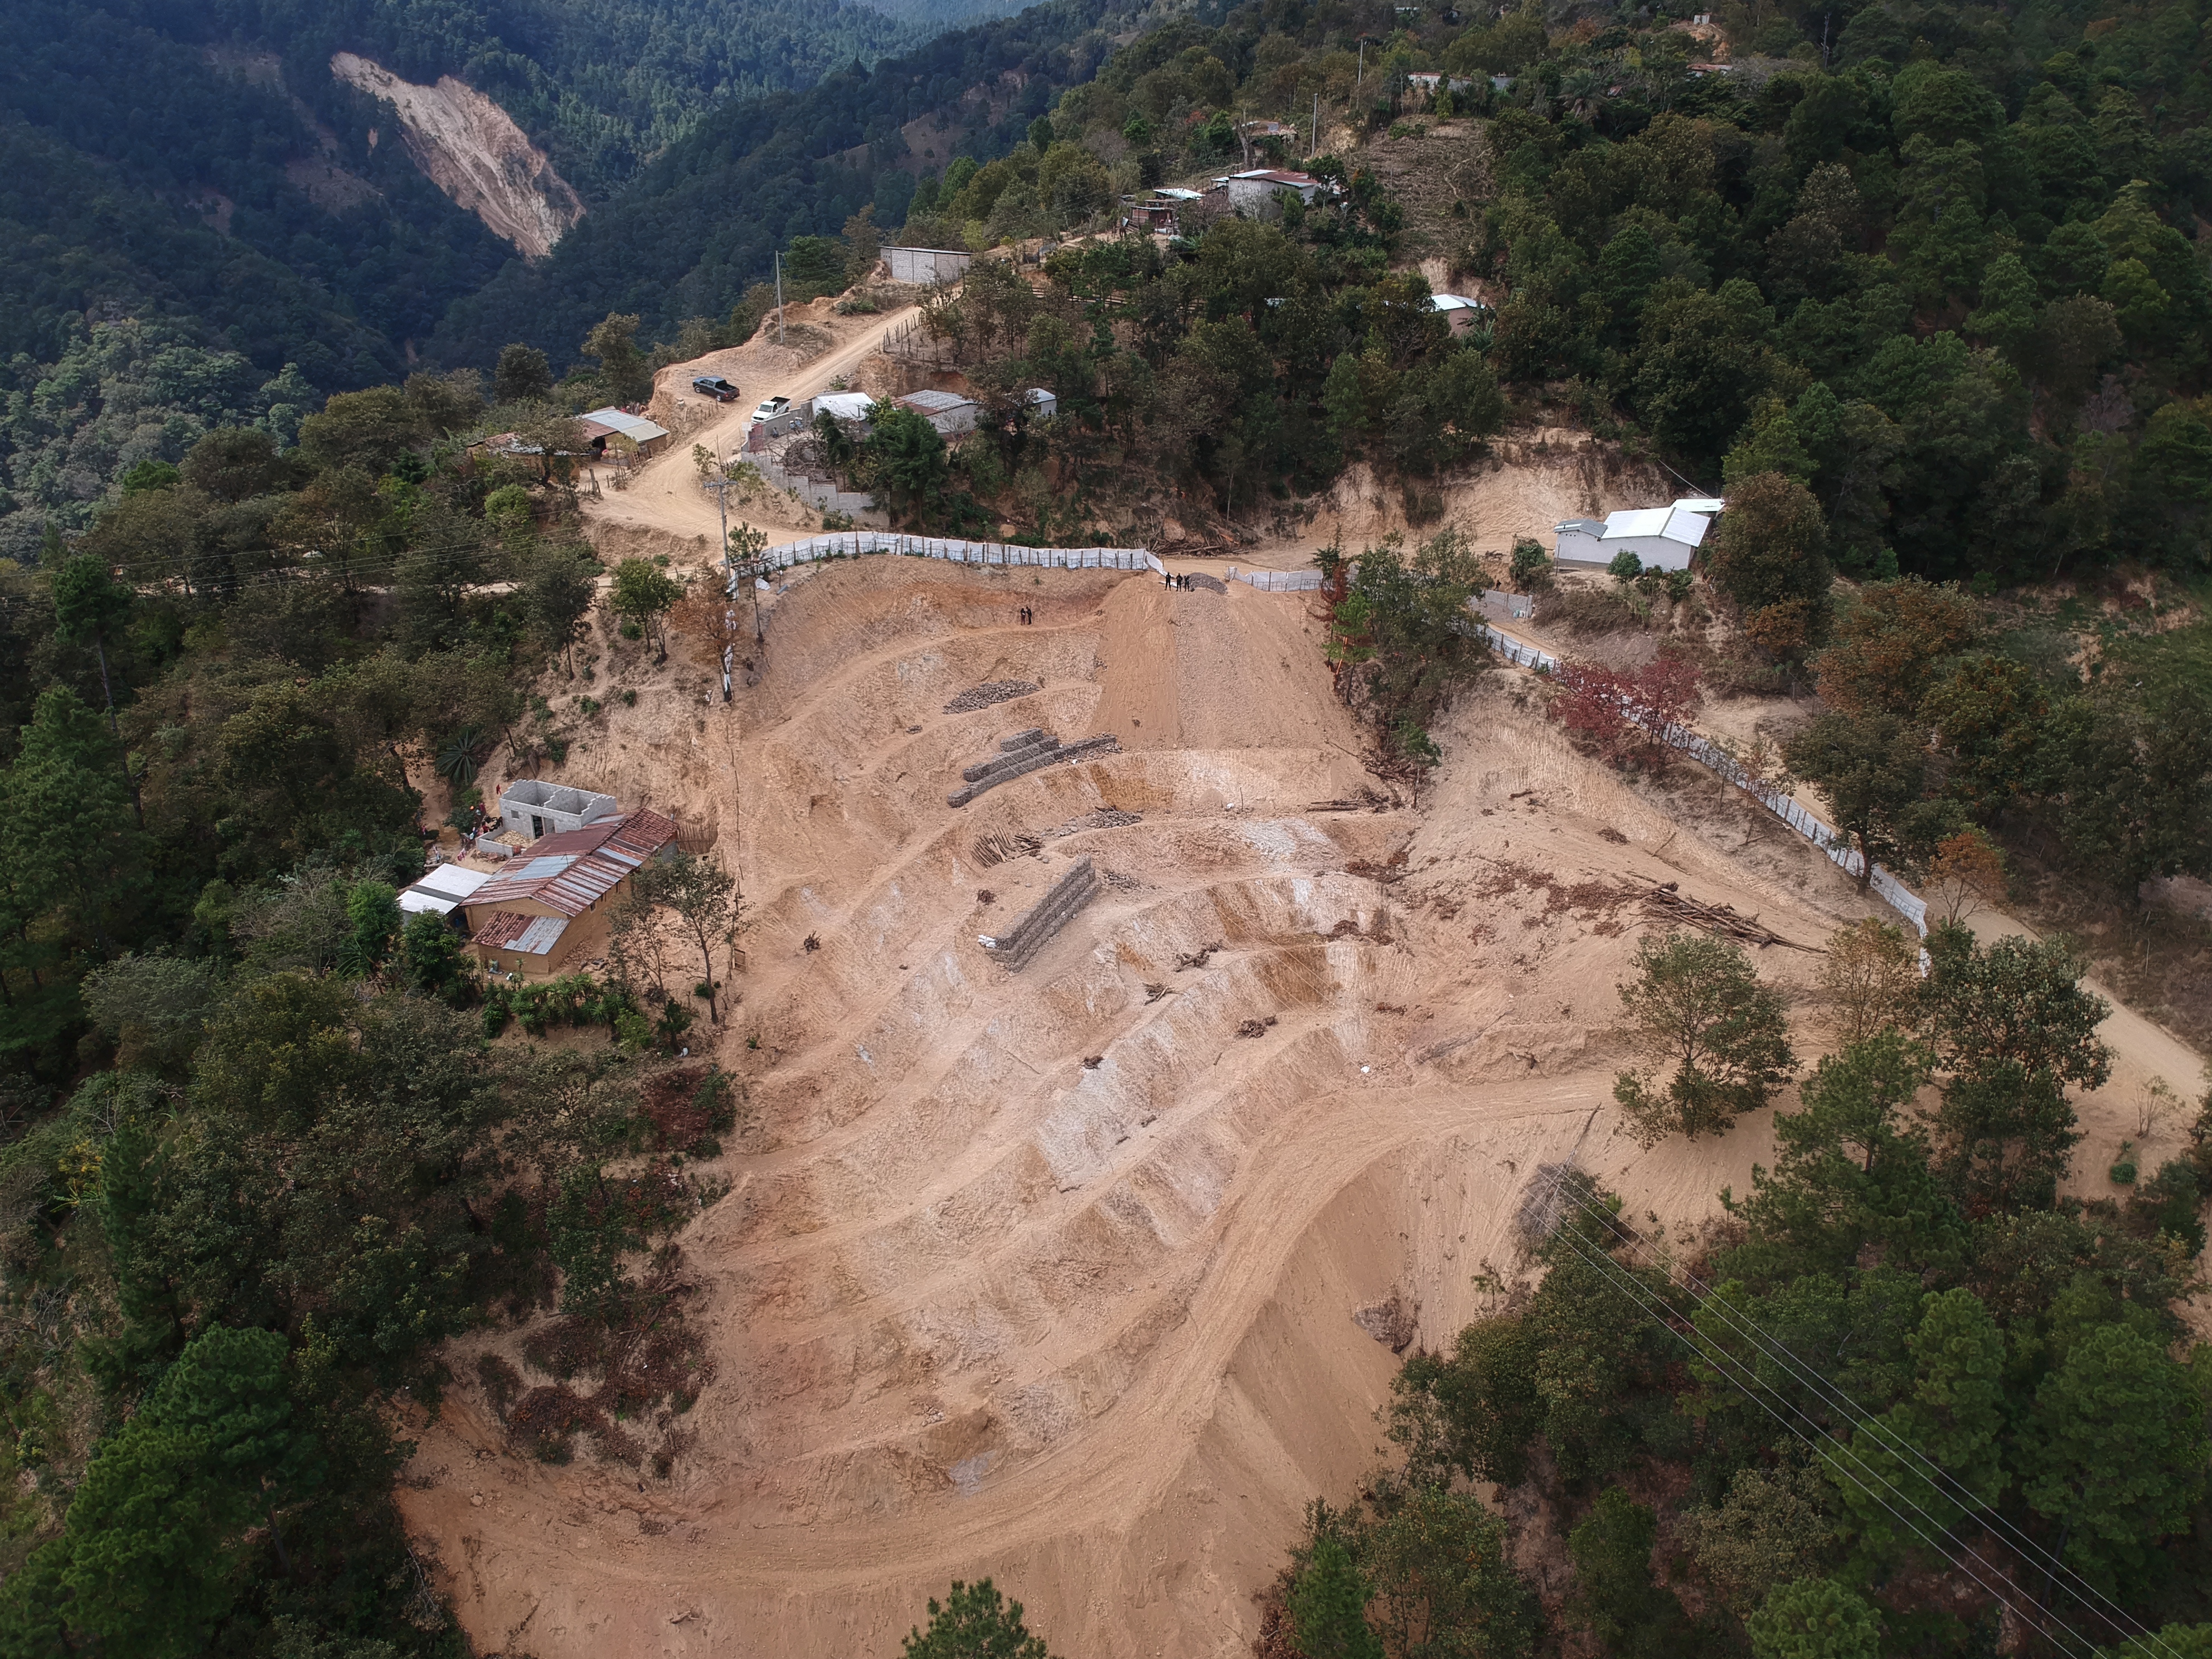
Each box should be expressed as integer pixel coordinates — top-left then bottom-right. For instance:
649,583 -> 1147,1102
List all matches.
895,389 -> 979,436
1221,169 -> 1325,218
464,808 -> 679,977
1428,293 -> 1492,337
578,407 -> 673,459
1553,499 -> 1721,571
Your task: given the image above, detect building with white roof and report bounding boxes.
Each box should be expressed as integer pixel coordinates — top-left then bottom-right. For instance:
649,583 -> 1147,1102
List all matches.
1553,498 -> 1722,571
812,391 -> 877,423
895,389 -> 979,435
398,862 -> 491,917
1220,169 -> 1325,218
1428,293 -> 1492,337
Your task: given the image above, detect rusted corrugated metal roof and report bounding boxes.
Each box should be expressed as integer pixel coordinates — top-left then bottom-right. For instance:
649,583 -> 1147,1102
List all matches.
472,910 -> 570,955
467,809 -> 679,918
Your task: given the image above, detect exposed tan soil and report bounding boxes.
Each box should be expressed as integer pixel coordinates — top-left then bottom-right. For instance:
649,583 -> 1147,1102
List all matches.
581,305 -> 925,562
330,52 -> 583,255
397,556 -> 2203,1657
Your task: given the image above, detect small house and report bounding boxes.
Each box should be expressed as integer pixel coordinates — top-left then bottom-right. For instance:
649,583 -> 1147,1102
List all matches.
1221,169 -> 1324,219
1404,71 -> 1477,104
886,246 -> 975,285
578,407 -> 672,459
499,780 -> 619,841
896,389 -> 979,436
1428,293 -> 1492,337
464,808 -> 680,978
811,391 -> 877,424
1025,387 -> 1058,423
1552,499 -> 1718,572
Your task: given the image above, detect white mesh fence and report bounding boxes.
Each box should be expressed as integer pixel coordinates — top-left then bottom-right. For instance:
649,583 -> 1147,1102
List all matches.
1469,617 -> 1929,938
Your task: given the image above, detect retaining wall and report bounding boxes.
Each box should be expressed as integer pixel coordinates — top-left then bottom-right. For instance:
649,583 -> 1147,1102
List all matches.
979,856 -> 1099,971
948,731 -> 1121,807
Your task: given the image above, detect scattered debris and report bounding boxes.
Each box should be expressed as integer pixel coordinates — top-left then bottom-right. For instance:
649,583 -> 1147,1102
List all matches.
1081,1055 -> 1103,1069
1632,877 -> 1823,952
1598,826 -> 1629,845
1305,786 -> 1397,813
802,934 -> 819,952
973,831 -> 1044,867
943,679 -> 1040,715
1176,943 -> 1223,971
976,889 -> 996,905
1143,982 -> 1170,1003
1236,1019 -> 1269,1038
1047,807 -> 1144,837
1100,868 -> 1143,892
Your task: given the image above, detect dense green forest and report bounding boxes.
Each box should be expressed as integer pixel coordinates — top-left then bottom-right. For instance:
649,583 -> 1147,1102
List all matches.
0,360 -> 767,1652
868,0 -> 2212,591
1261,920 -> 2212,1659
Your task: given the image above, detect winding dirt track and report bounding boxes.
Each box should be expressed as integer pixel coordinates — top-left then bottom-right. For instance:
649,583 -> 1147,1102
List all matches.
400,557 -> 2203,1658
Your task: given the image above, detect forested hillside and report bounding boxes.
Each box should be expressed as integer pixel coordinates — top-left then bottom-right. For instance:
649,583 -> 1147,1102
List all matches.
0,0 -> 1050,559
430,0 -> 1143,364
876,0 -> 2212,591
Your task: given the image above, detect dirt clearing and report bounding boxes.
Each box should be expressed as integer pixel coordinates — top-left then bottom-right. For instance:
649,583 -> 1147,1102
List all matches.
397,556 -> 2202,1657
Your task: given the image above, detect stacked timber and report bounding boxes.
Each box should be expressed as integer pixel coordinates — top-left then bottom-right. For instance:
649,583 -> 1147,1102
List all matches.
978,856 -> 1099,971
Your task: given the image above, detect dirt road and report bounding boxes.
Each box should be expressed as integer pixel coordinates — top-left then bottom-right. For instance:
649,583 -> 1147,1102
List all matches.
580,302 -> 921,558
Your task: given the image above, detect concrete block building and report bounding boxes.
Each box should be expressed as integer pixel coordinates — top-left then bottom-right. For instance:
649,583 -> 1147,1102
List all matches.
464,808 -> 679,978
499,781 -> 620,841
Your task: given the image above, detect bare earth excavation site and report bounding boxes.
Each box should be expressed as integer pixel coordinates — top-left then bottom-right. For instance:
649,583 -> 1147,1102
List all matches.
385,550 -> 2179,1658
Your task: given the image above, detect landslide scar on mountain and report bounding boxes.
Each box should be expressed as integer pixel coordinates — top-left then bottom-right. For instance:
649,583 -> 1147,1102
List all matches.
330,52 -> 583,257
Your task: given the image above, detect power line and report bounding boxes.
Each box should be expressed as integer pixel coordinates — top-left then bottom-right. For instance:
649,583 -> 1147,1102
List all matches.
1535,1208 -> 2107,1659
1537,1171 -> 2178,1659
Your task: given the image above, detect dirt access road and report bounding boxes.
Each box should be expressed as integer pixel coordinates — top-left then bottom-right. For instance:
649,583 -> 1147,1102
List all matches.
390,555 -> 2209,1659
582,301 -> 921,559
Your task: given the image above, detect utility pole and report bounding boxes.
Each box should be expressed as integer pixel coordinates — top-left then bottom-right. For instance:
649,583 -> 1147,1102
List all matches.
1357,38 -> 1365,92
1311,91 -> 1320,158
774,251 -> 785,347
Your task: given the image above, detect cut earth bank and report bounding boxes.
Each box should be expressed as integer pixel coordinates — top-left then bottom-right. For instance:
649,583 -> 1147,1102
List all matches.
397,555 -> 2204,1658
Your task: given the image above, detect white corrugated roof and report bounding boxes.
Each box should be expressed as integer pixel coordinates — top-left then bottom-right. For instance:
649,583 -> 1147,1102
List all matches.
1603,506 -> 1711,547
1672,496 -> 1725,514
415,864 -> 490,901
399,890 -> 461,916
581,408 -> 672,443
813,392 -> 876,421
1429,293 -> 1490,312
898,389 -> 976,413
1603,507 -> 1674,539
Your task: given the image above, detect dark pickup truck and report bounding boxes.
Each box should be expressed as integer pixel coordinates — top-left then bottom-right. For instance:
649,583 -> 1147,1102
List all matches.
691,375 -> 740,401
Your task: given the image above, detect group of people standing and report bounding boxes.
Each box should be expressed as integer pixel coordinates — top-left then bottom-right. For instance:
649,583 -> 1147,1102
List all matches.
1016,605 -> 1034,625
1162,571 -> 1198,590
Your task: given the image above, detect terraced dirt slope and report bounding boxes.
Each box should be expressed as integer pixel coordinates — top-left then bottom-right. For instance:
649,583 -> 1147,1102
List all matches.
396,557 -> 2095,1657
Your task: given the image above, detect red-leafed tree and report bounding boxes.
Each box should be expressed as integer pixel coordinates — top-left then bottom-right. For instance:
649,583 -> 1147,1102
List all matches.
1552,655 -> 1702,768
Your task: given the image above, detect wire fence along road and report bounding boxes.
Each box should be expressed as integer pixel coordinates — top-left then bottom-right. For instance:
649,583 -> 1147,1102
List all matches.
1468,614 -> 1930,938
710,535 -> 1925,935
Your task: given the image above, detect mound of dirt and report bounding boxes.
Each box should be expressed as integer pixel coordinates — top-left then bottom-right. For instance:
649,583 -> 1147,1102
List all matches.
397,554 -> 2200,1657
